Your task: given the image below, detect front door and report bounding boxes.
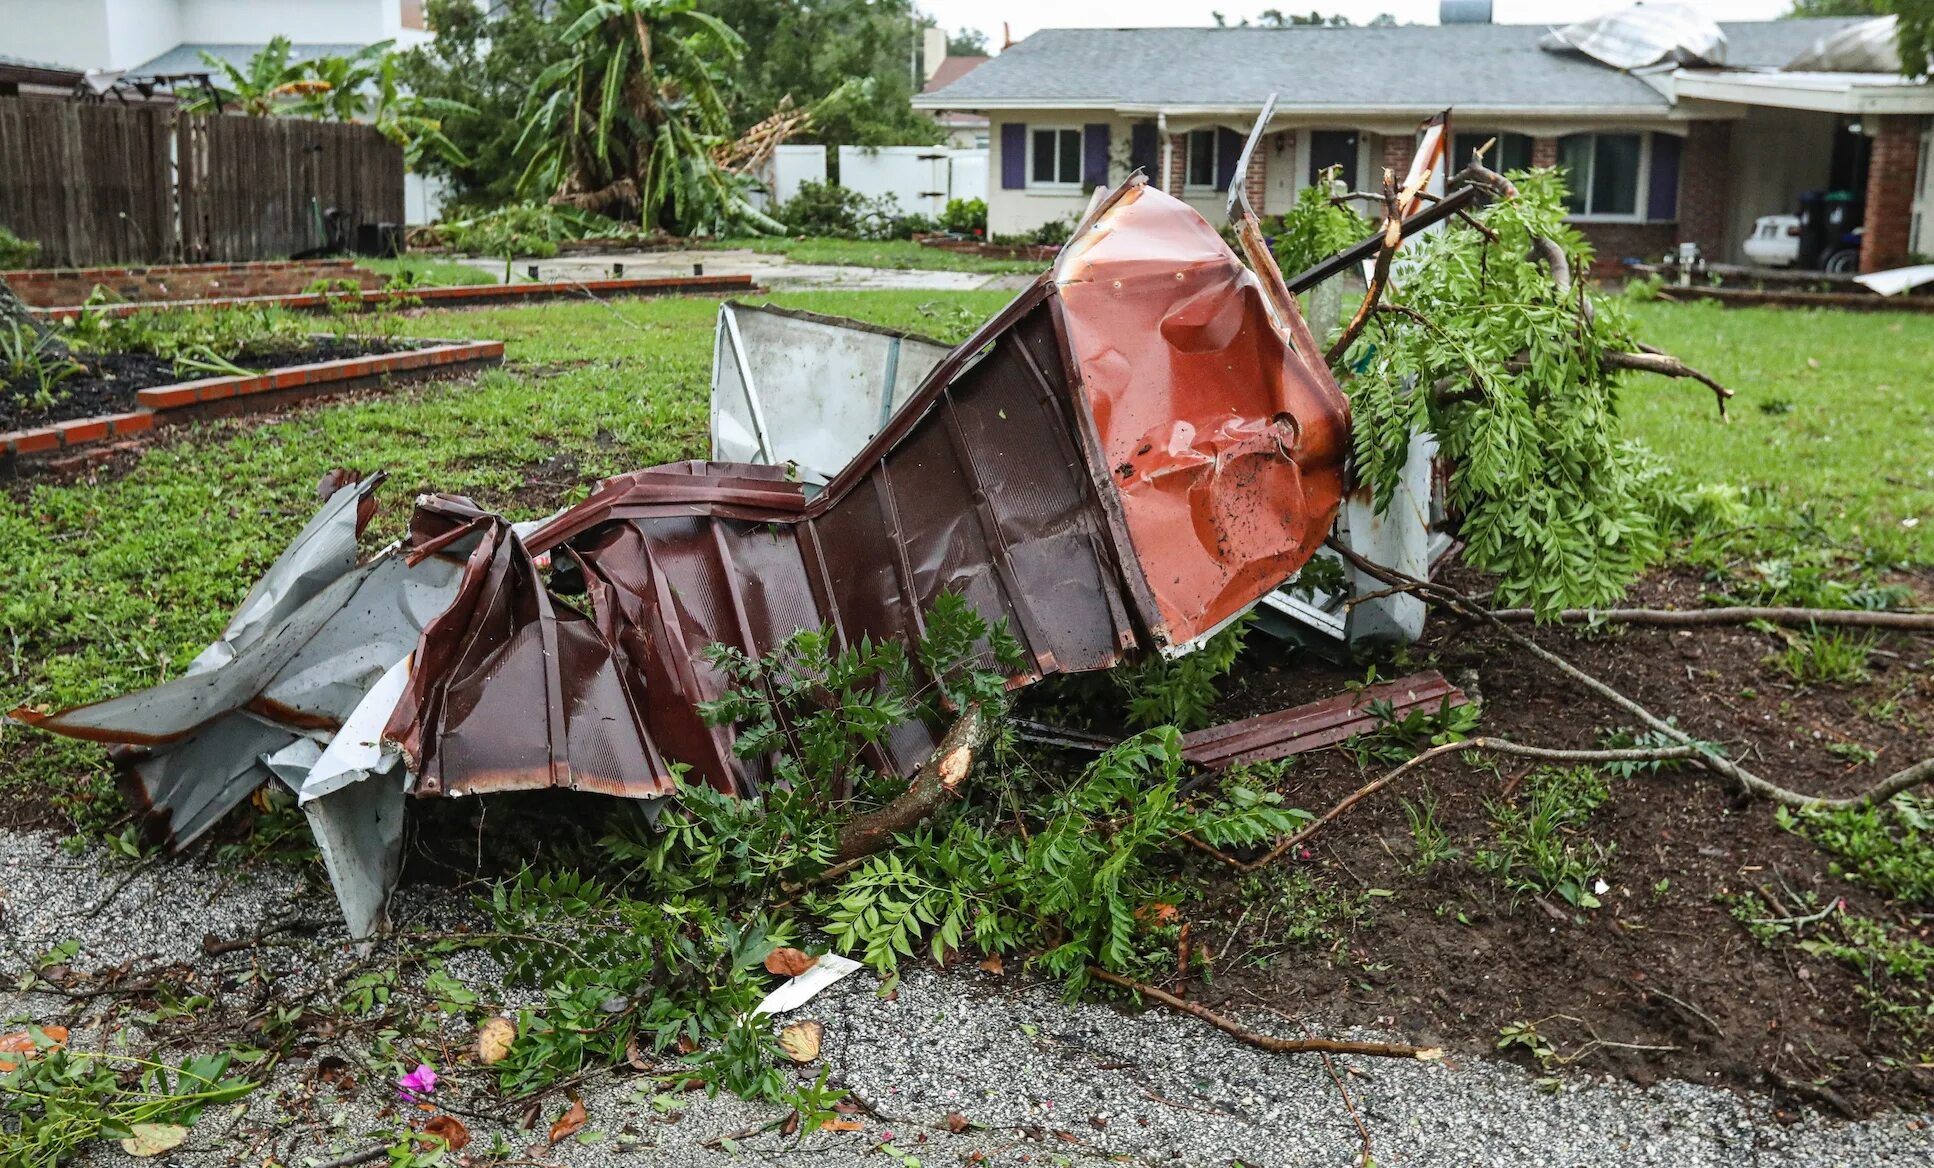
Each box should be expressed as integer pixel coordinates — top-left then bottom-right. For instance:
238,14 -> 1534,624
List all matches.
1913,120 -> 1933,256
1308,130 -> 1360,192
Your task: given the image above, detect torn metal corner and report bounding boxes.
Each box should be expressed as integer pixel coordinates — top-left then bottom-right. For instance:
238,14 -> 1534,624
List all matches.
24,180 -> 1357,936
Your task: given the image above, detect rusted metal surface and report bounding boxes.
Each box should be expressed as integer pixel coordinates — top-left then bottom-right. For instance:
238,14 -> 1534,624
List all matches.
1178,672 -> 1465,771
13,176 -> 1353,933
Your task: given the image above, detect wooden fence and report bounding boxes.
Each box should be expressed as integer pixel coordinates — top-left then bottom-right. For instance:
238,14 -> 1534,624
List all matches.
0,96 -> 404,267
0,99 -> 175,267
179,114 -> 403,263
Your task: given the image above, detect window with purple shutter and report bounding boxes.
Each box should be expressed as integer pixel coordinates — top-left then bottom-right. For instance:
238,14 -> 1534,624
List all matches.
1001,123 -> 1026,190
1129,122 -> 1158,179
1082,124 -> 1110,190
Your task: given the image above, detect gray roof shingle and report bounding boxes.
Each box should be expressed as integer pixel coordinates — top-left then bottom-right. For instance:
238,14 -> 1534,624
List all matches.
912,19 -> 1868,113
131,43 -> 375,77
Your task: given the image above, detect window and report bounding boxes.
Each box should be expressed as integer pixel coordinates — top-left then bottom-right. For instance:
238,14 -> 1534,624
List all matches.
1451,131 -> 1532,174
1558,133 -> 1643,218
1185,129 -> 1218,188
1030,127 -> 1082,186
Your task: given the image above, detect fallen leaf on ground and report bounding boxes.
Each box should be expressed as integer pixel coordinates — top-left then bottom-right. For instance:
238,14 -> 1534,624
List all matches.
977,954 -> 1004,976
1135,902 -> 1179,926
120,1124 -> 189,1157
945,1111 -> 969,1133
1414,1047 -> 1446,1061
779,1020 -> 823,1063
823,1117 -> 864,1132
764,947 -> 816,977
549,1099 -> 589,1144
780,1111 -> 801,1136
476,1016 -> 516,1064
422,1115 -> 471,1150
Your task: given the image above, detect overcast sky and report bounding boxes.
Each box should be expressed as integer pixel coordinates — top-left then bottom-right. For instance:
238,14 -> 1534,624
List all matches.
919,1 -> 1798,50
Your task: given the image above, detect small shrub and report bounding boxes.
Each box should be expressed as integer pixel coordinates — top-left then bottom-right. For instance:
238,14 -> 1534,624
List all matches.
1473,766 -> 1614,909
775,181 -> 905,240
1778,796 -> 1934,906
0,224 -> 38,268
1769,627 -> 1874,685
0,322 -> 85,409
1401,784 -> 1458,872
940,197 -> 986,235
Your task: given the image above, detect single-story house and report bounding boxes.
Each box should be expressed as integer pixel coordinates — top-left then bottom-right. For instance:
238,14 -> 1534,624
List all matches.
912,13 -> 1934,273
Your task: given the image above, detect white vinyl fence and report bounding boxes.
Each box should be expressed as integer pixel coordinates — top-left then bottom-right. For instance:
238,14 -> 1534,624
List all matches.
834,146 -> 989,219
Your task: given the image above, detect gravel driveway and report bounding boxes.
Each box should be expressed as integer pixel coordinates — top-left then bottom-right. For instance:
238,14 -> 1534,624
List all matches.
2,827 -> 1928,1167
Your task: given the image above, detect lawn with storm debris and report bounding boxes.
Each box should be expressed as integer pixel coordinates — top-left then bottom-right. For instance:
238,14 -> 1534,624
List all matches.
1,292 -> 1930,1165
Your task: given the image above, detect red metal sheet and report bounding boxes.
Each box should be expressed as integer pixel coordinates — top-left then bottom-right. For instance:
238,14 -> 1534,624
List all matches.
1053,183 -> 1351,647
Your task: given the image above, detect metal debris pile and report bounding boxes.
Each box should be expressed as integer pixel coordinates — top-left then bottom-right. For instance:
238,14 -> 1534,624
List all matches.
13,113 -> 1469,937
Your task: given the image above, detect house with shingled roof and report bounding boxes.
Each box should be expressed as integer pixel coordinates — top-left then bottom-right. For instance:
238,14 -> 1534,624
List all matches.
913,11 -> 1934,273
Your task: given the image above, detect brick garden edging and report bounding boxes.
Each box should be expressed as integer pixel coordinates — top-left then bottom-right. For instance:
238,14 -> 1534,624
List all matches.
31,273 -> 758,321
3,258 -> 379,308
2,339 -> 505,471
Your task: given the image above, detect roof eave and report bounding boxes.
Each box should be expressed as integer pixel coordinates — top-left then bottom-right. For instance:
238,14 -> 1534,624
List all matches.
912,96 -> 1680,119
1670,69 -> 1934,115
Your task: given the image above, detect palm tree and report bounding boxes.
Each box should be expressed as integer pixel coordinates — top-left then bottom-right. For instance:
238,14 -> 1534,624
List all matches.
513,0 -> 777,236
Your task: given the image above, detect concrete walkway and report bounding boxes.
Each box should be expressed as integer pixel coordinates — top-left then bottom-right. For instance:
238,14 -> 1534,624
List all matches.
460,248 -> 1032,292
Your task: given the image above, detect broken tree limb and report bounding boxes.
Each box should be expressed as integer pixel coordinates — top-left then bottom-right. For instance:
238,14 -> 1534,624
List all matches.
1485,605 -> 1934,631
1325,169 -> 1403,366
1239,738 -> 1708,873
1086,967 -> 1442,1060
1602,349 -> 1735,415
1321,537 -> 1934,811
831,703 -> 994,865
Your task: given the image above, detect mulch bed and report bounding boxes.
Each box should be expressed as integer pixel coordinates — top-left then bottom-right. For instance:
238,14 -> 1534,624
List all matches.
0,338 -> 419,433
1161,564 -> 1934,1116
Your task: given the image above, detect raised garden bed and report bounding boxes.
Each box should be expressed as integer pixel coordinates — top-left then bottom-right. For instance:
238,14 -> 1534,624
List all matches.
915,235 -> 1060,261
29,272 -> 758,320
1,336 -> 411,433
2,338 -> 503,469
2,258 -> 380,308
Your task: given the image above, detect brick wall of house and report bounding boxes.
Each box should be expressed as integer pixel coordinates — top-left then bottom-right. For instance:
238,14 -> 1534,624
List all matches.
1861,114 -> 1924,273
1166,134 -> 1187,197
1244,142 -> 1268,212
1531,137 -> 1560,168
1377,133 -> 1416,185
1678,121 -> 1732,258
1575,222 -> 1677,276
1,259 -> 380,308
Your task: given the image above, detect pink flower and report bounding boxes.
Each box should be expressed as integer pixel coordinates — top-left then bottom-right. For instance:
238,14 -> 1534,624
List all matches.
397,1064 -> 438,1101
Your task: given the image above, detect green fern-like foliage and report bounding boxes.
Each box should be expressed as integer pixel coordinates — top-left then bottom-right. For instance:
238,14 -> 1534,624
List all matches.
819,727 -> 1309,992
1316,168 -> 1669,614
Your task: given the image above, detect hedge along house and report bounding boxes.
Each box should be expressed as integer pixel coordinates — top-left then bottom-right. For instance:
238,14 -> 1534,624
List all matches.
912,10 -> 1933,274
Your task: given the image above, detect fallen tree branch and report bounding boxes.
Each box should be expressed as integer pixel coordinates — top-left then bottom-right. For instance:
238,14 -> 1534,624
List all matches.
831,703 -> 994,865
1239,737 -> 1707,873
1086,966 -> 1442,1060
1325,169 -> 1403,365
1321,538 -> 1934,810
1602,348 -> 1734,416
1486,605 -> 1934,631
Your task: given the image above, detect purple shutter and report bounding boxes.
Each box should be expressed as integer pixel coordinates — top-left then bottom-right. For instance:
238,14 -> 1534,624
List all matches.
1001,123 -> 1027,189
1082,123 -> 1110,188
1647,132 -> 1681,222
1129,122 -> 1158,178
1215,126 -> 1245,191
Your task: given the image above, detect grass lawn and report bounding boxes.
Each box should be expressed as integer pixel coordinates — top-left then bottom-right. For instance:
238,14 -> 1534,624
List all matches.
707,236 -> 1037,274
355,256 -> 499,287
1,290 -> 1925,808
1627,300 -> 1931,564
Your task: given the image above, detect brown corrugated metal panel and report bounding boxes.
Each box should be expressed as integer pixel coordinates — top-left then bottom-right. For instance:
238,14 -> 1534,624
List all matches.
1179,672 -> 1465,771
382,181 -> 1352,801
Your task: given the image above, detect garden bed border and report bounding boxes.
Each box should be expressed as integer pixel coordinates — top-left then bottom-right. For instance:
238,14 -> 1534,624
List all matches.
29,273 -> 759,320
2,338 -> 504,471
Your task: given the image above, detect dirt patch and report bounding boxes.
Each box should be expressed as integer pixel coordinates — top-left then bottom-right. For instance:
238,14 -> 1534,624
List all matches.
0,337 -> 422,432
1152,564 -> 1934,1116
